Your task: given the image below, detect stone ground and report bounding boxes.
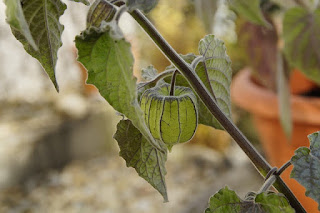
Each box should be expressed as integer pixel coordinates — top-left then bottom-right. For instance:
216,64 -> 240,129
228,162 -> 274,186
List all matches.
0,143 -> 262,213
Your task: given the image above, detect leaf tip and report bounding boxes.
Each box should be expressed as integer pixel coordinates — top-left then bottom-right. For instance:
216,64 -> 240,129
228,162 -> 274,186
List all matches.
54,80 -> 60,92
163,193 -> 169,203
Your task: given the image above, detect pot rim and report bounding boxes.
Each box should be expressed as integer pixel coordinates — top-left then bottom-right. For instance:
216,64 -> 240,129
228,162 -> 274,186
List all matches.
231,68 -> 320,124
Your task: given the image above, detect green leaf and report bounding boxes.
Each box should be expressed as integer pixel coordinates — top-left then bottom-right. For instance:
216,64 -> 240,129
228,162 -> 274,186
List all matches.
69,0 -> 90,5
75,25 -> 164,152
205,186 -> 242,213
138,66 -> 160,98
228,0 -> 270,27
254,192 -> 295,213
126,0 -> 159,13
283,8 -> 320,84
9,0 -> 67,91
141,65 -> 159,81
205,187 -> 294,213
4,0 -> 37,51
114,119 -> 168,201
198,35 -> 232,129
291,131 -> 320,210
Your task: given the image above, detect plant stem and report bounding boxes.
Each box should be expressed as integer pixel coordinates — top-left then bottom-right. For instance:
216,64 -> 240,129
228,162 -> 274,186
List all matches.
130,9 -> 306,213
169,70 -> 178,96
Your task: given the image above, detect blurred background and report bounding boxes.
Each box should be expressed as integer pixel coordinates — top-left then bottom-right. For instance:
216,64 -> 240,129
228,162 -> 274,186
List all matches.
0,0 -> 263,212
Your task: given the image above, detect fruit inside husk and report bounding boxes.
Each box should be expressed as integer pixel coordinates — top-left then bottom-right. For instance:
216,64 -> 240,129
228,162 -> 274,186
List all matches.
140,84 -> 198,150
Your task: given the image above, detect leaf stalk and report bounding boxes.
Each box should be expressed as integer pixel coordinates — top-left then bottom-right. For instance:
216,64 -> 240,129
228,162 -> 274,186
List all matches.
169,70 -> 178,96
259,175 -> 277,193
190,55 -> 204,71
276,161 -> 292,176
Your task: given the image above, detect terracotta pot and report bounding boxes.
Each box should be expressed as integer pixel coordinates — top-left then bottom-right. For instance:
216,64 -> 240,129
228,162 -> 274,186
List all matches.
231,68 -> 320,212
290,69 -> 318,94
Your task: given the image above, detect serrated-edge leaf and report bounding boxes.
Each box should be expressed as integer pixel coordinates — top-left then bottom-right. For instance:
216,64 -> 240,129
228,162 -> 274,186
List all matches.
205,186 -> 242,213
75,26 -> 164,152
137,66 -> 168,101
255,192 -> 295,213
4,0 -> 37,50
309,132 -> 320,158
228,0 -> 270,27
206,188 -> 294,213
283,7 -> 320,84
10,0 -> 67,91
114,119 -> 168,201
141,65 -> 159,81
291,131 -> 320,210
69,0 -> 90,5
198,35 -> 232,129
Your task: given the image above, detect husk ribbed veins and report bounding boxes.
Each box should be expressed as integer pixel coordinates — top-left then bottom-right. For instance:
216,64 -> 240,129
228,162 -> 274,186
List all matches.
140,84 -> 198,150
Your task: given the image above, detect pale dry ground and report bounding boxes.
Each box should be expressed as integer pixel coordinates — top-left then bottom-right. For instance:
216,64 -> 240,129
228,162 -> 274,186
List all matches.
0,0 -> 118,189
0,95 -> 119,189
0,143 -> 262,213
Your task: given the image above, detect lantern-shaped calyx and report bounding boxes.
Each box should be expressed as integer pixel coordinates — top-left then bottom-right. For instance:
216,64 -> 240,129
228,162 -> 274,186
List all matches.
140,84 -> 198,150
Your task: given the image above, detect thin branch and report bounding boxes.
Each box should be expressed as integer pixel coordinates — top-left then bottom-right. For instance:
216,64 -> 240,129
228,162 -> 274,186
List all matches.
129,9 -> 306,213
